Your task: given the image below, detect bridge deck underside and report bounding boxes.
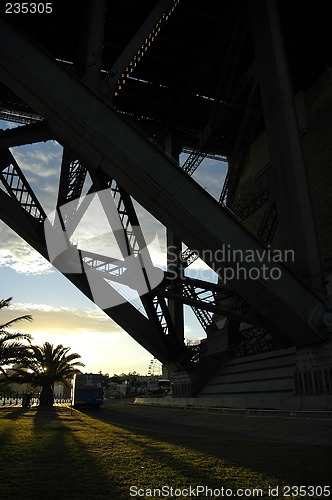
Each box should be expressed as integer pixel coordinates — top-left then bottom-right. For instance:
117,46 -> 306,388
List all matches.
0,18 -> 329,363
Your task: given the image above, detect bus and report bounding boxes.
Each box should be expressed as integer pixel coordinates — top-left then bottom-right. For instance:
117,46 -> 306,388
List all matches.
157,379 -> 171,393
72,373 -> 104,408
148,379 -> 171,395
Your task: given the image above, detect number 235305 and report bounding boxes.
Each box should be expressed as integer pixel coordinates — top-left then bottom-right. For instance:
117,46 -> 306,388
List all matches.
5,3 -> 53,14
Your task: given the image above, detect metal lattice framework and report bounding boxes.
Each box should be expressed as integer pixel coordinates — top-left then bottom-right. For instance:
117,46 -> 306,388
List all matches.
0,0 -> 331,394
0,149 -> 46,223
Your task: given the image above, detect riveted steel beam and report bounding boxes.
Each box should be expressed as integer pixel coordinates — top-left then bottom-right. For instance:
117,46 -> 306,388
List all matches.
0,18 -> 330,348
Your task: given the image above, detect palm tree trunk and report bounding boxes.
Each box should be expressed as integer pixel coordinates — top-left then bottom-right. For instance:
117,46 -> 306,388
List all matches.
39,385 -> 54,407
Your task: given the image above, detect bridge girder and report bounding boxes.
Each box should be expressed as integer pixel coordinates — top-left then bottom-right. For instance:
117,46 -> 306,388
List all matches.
0,17 -> 331,360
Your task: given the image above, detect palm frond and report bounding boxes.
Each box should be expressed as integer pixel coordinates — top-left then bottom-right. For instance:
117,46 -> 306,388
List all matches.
11,341 -> 85,389
0,298 -> 13,310
0,315 -> 33,330
0,296 -> 33,371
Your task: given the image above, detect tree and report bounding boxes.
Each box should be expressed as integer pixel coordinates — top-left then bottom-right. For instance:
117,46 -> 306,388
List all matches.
12,342 -> 85,407
0,297 -> 32,377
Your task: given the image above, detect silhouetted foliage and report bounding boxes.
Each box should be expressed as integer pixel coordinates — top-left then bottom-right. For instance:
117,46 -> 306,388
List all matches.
0,297 -> 32,377
12,342 -> 85,406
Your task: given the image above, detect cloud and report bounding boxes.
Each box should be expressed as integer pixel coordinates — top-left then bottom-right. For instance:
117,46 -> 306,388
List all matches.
0,119 -> 21,130
10,142 -> 62,214
3,302 -> 119,335
0,223 -> 53,274
0,134 -> 62,274
13,147 -> 60,177
1,301 -> 146,374
0,126 -> 221,283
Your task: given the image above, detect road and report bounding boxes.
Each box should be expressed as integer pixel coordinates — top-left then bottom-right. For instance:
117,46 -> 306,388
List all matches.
79,399 -> 332,445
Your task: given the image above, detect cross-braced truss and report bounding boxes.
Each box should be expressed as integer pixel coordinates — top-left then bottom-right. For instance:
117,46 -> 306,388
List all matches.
0,0 -> 331,395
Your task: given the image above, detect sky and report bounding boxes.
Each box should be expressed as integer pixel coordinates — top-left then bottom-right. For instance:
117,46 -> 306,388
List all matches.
0,119 -> 227,376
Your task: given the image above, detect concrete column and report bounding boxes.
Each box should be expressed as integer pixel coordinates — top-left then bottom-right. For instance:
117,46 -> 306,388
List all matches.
250,0 -> 325,295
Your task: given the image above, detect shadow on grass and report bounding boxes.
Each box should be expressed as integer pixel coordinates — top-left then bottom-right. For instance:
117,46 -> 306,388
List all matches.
149,429 -> 332,487
0,408 -> 31,449
86,405 -> 249,439
111,424 -> 249,492
2,405 -> 331,498
32,406 -> 125,499
0,407 -> 31,420
0,406 -> 124,500
0,425 -> 15,447
82,406 -> 332,489
78,408 -> 274,492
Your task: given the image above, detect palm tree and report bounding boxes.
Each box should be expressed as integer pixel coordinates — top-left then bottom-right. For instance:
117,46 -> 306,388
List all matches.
0,297 -> 32,377
13,342 -> 85,406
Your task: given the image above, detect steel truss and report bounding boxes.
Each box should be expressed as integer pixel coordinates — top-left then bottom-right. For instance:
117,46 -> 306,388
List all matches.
231,326 -> 275,357
157,275 -> 258,327
0,3 -> 331,390
105,0 -> 180,100
181,11 -> 250,177
0,143 -> 238,368
0,149 -> 46,223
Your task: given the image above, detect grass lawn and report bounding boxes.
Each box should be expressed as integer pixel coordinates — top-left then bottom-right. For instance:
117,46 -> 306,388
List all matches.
0,406 -> 330,499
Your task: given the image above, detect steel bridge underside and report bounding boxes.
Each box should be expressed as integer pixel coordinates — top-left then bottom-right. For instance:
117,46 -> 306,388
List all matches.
0,1 -> 331,392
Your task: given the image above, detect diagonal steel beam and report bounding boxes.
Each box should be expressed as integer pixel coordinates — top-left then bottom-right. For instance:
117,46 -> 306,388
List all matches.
0,186 -> 184,367
0,121 -> 52,149
104,0 -> 180,100
0,149 -> 46,222
155,276 -> 257,325
56,150 -> 186,360
57,152 -> 88,208
0,146 -> 185,366
0,18 -> 330,347
0,106 -> 42,125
